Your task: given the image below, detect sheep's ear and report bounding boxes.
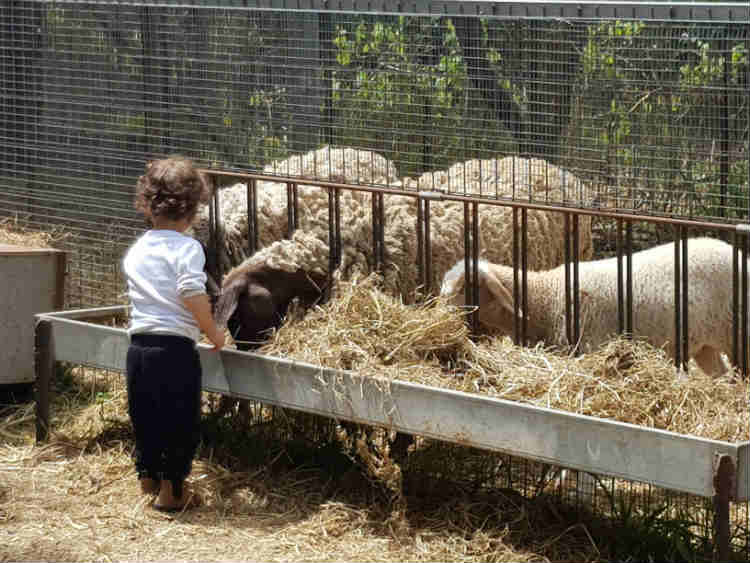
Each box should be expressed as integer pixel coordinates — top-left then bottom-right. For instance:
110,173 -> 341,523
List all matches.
214,277 -> 245,328
479,265 -> 516,315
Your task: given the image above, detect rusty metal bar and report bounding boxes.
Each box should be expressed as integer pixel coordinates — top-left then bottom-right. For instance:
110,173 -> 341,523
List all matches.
286,182 -> 297,238
292,182 -> 299,231
712,453 -> 735,562
573,214 -> 580,353
471,202 -> 480,336
512,208 -> 520,345
564,213 -> 572,345
626,222 -> 633,336
34,318 -> 53,443
463,202 -> 473,323
334,187 -> 341,268
417,197 -> 424,291
521,208 -> 528,346
199,169 -> 749,234
326,187 -> 336,301
212,179 -> 223,282
732,233 -> 739,369
424,199 -> 432,296
674,228 -> 682,371
617,218 -> 624,335
681,231 -> 689,371
372,192 -> 385,273
247,178 -> 258,254
742,234 -> 748,378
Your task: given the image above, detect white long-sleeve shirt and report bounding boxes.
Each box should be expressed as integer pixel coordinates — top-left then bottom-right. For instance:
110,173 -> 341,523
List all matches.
123,229 -> 208,343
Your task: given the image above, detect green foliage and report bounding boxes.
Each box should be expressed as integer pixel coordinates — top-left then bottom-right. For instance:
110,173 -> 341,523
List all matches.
570,20 -> 748,218
331,16 -> 515,175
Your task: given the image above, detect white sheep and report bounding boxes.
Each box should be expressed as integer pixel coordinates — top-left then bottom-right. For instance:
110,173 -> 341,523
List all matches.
192,146 -> 401,274
195,149 -> 594,287
441,237 -> 745,376
205,149 -> 596,340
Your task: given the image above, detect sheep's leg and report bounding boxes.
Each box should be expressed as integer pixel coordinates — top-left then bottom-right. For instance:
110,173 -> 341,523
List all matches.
693,346 -> 727,377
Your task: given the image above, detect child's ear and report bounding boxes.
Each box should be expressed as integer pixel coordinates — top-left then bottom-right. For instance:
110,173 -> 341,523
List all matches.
145,160 -> 154,171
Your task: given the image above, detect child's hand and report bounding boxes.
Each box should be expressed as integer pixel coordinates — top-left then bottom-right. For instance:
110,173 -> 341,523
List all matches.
207,328 -> 225,351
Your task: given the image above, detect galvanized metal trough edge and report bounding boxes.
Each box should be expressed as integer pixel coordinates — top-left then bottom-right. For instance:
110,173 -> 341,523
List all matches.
36,307 -> 746,501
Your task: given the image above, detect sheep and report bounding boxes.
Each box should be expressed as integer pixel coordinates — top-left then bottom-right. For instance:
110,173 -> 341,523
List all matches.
192,146 -> 401,274
206,149 -> 595,343
213,230 -> 329,349
440,237 -> 744,376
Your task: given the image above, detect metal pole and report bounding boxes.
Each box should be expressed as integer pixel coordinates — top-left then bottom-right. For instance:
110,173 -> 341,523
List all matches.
512,208 -> 520,345
712,453 -> 735,562
674,230 -> 682,370
471,202 -> 480,336
617,218 -> 624,335
564,213 -> 572,344
35,319 -> 54,443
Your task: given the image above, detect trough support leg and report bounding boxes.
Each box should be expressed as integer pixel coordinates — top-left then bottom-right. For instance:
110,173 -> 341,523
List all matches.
713,453 -> 735,562
34,318 -> 54,443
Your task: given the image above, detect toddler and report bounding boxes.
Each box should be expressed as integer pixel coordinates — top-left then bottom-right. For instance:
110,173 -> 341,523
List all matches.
123,157 -> 225,512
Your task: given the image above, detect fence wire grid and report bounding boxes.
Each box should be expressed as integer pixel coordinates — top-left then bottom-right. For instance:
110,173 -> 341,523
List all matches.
2,1 -> 749,304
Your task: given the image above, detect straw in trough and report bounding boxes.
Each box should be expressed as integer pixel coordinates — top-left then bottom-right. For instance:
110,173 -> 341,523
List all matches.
261,274 -> 750,443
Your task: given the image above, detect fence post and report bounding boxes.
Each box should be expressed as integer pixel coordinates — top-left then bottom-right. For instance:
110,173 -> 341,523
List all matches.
34,318 -> 54,443
713,453 -> 735,562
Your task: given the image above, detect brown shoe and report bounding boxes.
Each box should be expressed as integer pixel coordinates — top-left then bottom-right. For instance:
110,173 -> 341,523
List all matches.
140,477 -> 160,495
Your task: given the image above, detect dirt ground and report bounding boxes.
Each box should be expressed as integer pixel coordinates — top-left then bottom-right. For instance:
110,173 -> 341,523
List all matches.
1,380 -> 600,563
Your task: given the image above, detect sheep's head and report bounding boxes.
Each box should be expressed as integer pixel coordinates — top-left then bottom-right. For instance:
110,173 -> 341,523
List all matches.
214,264 -> 326,350
440,259 -> 521,336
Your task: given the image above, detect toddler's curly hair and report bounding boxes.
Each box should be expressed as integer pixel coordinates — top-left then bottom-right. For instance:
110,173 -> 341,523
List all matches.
134,157 -> 211,222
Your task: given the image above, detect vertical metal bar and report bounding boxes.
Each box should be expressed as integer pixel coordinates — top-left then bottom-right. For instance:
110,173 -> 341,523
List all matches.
521,208 -> 528,346
512,207 -> 520,345
742,234 -> 748,378
286,182 -> 295,239
712,453 -> 735,563
247,178 -> 258,254
372,193 -> 381,273
681,230 -> 689,371
732,233 -> 739,369
212,181 -> 223,282
616,218 -> 624,335
416,197 -> 424,291
471,202 -> 480,336
292,183 -> 299,231
334,187 -> 341,268
377,193 -> 384,269
424,199 -> 432,296
327,187 -> 335,299
572,214 -> 580,353
626,221 -> 633,335
35,319 -> 53,443
463,202 -> 472,315
674,228 -> 682,370
564,213 -> 572,345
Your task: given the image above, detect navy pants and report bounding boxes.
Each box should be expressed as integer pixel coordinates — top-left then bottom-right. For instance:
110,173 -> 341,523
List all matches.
126,334 -> 202,496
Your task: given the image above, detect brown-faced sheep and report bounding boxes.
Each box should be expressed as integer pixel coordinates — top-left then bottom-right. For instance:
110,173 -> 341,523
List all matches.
213,231 -> 328,349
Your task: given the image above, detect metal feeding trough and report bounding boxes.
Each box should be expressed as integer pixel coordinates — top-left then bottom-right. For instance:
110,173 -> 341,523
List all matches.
33,304 -> 747,559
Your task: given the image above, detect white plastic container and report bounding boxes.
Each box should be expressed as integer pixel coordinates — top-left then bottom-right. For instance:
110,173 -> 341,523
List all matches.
1,244 -> 67,384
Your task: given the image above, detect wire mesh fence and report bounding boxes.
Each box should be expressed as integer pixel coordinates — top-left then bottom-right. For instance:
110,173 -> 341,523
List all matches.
2,0 -> 748,305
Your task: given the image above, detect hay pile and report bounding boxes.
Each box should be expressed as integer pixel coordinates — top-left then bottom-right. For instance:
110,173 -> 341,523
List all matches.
260,274 -> 750,443
0,217 -> 66,249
